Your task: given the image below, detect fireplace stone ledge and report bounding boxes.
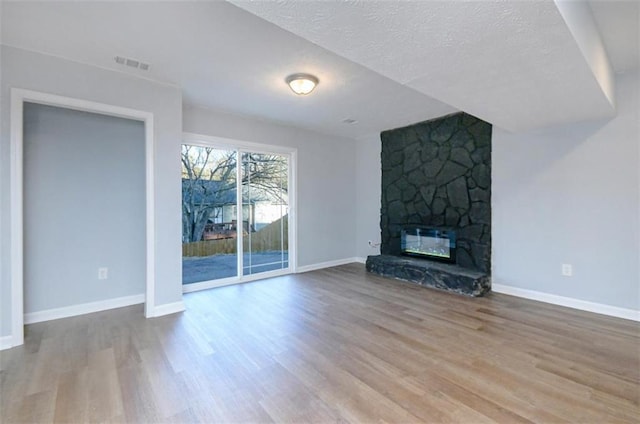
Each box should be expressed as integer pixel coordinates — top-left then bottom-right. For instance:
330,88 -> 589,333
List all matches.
366,254 -> 490,297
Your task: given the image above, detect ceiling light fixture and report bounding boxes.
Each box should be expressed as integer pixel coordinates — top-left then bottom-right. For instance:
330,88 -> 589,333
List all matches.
285,73 -> 319,95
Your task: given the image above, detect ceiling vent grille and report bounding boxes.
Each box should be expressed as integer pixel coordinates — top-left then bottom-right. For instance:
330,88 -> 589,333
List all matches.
114,56 -> 150,71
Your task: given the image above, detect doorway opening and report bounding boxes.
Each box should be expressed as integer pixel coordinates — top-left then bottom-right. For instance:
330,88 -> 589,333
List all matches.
9,89 -> 155,348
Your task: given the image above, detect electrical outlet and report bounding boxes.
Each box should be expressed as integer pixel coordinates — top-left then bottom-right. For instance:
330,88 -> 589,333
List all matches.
561,264 -> 572,277
98,267 -> 108,280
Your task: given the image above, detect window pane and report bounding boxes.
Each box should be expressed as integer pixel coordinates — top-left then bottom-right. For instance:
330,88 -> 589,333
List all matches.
241,152 -> 289,275
182,145 -> 238,284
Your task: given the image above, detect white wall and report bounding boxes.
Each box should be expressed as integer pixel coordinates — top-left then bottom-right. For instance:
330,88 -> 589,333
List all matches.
183,105 -> 357,268
492,71 -> 639,311
355,135 -> 382,260
0,46 -> 184,337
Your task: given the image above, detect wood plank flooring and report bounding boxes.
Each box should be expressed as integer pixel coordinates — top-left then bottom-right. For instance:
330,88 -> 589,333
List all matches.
1,263 -> 639,423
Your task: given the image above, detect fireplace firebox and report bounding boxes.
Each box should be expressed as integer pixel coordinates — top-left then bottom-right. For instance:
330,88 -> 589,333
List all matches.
401,227 -> 456,264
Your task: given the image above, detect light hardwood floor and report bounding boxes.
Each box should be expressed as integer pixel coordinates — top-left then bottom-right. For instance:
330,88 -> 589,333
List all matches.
1,263 -> 639,423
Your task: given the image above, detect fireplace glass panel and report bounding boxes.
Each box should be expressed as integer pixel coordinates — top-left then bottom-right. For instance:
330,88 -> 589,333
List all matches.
401,227 -> 456,263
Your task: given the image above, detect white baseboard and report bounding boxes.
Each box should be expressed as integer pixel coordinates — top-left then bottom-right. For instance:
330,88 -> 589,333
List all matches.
24,294 -> 145,324
354,257 -> 367,264
0,335 -> 14,350
148,301 -> 186,318
297,257 -> 362,273
492,284 -> 640,322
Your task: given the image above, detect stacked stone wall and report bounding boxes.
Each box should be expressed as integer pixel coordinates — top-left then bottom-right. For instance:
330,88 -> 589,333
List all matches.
380,112 -> 492,272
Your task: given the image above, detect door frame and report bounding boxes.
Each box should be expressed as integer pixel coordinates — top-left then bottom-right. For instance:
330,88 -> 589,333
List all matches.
9,88 -> 155,347
181,132 -> 297,293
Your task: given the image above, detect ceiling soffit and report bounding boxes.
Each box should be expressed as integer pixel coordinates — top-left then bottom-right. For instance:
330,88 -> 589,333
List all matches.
231,0 -> 617,132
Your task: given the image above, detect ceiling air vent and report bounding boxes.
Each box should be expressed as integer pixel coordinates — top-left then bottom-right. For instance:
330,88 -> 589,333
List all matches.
114,56 -> 150,71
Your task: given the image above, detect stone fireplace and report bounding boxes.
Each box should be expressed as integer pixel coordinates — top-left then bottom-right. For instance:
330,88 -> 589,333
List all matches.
366,112 -> 492,296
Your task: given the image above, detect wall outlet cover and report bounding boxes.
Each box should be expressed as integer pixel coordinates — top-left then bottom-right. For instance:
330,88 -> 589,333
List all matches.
98,267 -> 108,280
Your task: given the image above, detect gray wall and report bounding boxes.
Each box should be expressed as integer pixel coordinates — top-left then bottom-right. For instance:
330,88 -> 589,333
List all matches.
1,46 -> 183,337
183,105 -> 358,268
23,103 -> 145,312
355,135 -> 382,259
492,71 -> 639,310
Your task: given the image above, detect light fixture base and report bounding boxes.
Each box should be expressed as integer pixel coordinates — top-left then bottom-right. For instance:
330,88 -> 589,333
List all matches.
285,73 -> 319,95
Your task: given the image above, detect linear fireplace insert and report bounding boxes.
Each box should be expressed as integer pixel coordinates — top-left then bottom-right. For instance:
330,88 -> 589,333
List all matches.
401,227 -> 456,263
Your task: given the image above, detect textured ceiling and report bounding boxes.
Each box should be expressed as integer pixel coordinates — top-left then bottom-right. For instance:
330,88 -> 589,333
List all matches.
1,1 -> 636,138
0,1 -> 456,140
230,0 -> 619,132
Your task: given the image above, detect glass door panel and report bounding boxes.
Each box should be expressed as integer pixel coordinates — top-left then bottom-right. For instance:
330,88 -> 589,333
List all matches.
241,152 -> 289,275
182,145 -> 238,284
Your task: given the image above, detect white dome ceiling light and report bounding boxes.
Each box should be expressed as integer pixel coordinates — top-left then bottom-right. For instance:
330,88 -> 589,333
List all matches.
285,73 -> 319,95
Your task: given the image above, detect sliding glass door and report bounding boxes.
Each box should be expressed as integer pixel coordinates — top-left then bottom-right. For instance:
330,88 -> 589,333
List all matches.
181,142 -> 292,288
242,152 -> 289,275
181,146 -> 238,284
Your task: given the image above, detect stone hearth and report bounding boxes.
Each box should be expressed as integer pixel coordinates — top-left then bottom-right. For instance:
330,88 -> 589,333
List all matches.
366,255 -> 490,297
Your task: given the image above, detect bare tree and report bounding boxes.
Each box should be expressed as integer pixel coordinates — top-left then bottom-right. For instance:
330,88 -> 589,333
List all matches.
182,146 -> 287,243
240,152 -> 288,203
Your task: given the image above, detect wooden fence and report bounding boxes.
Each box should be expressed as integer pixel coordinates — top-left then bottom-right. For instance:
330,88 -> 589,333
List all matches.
183,215 -> 288,257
